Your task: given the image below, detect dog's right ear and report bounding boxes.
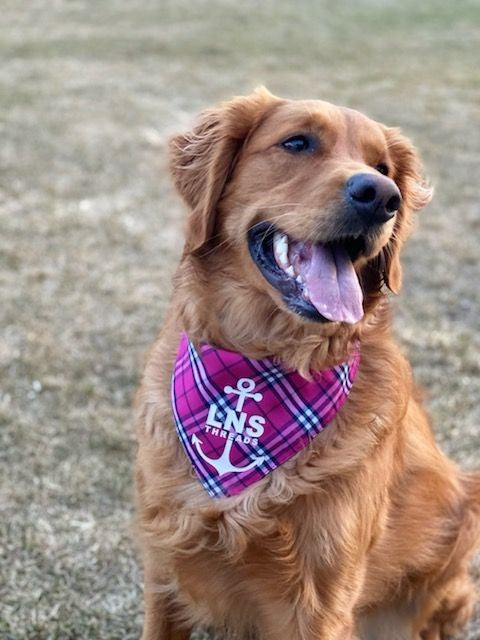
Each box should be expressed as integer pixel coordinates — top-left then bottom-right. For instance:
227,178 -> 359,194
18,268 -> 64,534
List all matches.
169,88 -> 279,256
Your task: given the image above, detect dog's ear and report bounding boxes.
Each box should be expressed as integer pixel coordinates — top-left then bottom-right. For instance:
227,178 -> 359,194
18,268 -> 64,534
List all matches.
381,127 -> 433,293
169,88 -> 279,255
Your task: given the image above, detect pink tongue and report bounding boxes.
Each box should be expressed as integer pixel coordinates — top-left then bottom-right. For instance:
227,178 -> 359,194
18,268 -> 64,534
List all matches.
295,244 -> 364,324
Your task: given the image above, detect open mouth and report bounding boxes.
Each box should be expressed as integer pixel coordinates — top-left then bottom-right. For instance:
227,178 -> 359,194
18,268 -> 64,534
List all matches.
248,222 -> 366,324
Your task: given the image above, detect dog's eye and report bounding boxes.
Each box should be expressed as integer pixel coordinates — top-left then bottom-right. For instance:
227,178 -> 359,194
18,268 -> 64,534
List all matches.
279,134 -> 316,154
375,163 -> 389,176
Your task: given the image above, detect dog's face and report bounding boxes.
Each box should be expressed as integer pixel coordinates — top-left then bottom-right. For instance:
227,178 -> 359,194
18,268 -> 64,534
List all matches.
170,89 -> 432,333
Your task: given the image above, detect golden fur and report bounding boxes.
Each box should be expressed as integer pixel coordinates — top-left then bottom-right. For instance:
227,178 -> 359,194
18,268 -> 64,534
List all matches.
135,89 -> 480,640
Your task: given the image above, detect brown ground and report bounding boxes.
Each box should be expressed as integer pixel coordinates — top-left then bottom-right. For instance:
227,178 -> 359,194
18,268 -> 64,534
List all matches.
1,1 -> 479,638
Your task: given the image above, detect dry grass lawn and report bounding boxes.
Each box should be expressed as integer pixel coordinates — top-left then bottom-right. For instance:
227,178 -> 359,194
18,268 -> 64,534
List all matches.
1,1 -> 479,638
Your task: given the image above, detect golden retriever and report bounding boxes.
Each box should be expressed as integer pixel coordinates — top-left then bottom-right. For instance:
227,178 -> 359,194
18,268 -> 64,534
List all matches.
135,88 -> 480,640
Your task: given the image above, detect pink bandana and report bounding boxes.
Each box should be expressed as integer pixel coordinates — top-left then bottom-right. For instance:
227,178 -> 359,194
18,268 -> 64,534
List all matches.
171,333 -> 360,498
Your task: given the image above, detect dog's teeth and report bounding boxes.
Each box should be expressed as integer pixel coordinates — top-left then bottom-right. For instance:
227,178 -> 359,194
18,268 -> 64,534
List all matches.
273,231 -> 294,276
273,232 -> 289,267
296,275 -> 303,284
303,286 -> 310,301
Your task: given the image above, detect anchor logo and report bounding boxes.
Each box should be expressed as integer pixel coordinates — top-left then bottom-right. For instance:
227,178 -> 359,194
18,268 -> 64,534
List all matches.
224,378 -> 263,411
191,378 -> 266,476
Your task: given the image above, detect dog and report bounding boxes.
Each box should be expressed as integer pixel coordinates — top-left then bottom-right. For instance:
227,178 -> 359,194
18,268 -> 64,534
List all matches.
135,88 -> 480,640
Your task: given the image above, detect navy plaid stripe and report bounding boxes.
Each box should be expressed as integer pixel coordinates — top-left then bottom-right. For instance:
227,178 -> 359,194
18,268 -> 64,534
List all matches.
171,365 -> 224,496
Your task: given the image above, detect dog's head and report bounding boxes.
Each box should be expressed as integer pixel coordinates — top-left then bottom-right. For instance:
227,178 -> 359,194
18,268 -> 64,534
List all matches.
169,89 -> 432,358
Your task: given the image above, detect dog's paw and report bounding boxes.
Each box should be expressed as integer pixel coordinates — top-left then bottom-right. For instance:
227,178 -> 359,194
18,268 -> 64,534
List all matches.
420,576 -> 476,639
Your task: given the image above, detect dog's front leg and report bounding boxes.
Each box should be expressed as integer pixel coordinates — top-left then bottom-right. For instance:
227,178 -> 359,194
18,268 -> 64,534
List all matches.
301,613 -> 356,640
257,606 -> 357,640
297,599 -> 359,640
141,579 -> 192,640
254,568 -> 364,640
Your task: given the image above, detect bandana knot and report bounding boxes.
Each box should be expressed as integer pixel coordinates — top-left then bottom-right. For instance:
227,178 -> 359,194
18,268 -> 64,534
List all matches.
171,333 -> 360,498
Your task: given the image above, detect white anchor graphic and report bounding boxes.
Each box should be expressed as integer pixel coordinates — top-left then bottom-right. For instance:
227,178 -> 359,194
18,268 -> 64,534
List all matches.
224,378 -> 263,411
191,378 -> 266,476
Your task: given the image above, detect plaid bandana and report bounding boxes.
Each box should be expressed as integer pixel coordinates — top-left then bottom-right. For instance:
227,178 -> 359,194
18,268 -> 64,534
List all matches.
171,333 -> 360,498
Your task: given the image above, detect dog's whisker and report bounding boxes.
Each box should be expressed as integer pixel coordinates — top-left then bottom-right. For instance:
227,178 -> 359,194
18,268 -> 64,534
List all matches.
198,235 -> 235,256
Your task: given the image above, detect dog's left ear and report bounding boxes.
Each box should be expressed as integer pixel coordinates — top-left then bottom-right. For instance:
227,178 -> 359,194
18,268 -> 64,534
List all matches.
169,88 -> 280,255
381,127 -> 433,293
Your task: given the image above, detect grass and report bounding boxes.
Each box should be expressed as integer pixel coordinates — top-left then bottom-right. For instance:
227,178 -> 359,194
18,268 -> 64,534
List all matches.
1,0 -> 479,637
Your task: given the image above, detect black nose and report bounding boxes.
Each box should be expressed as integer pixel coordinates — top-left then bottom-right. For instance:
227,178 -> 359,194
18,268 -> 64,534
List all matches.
346,172 -> 402,225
